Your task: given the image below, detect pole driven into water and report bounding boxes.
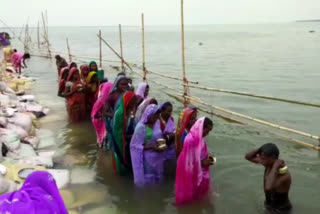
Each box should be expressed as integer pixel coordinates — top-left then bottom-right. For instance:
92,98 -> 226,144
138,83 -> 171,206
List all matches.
119,24 -> 125,72
41,12 -> 51,58
180,0 -> 189,106
66,38 -> 72,62
99,30 -> 102,68
37,21 -> 40,49
141,13 -> 147,81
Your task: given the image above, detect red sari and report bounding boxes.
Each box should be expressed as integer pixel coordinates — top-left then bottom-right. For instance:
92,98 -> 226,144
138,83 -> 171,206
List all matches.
65,68 -> 86,122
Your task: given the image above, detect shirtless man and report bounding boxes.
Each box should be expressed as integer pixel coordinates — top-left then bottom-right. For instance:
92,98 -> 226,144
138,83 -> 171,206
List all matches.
245,143 -> 292,213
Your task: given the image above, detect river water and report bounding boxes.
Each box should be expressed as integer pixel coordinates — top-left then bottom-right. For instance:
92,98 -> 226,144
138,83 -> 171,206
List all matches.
9,23 -> 320,213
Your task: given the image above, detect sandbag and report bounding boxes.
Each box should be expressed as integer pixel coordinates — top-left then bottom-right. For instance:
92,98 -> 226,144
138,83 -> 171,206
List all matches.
7,143 -> 36,159
0,117 -> 8,127
23,136 -> 40,149
0,175 -> 18,195
18,156 -> 53,168
6,123 -> 28,139
8,113 -> 33,133
20,94 -> 35,102
0,128 -> 21,151
26,103 -> 43,113
0,94 -> 11,106
0,81 -> 15,94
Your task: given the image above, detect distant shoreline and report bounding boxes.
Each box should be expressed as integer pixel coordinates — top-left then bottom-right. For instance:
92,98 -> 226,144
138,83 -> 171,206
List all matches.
296,20 -> 320,22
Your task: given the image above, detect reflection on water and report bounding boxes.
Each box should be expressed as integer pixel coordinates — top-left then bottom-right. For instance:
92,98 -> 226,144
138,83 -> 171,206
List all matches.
16,23 -> 320,214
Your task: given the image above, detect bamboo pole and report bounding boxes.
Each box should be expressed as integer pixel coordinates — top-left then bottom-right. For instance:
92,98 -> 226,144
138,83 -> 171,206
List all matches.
41,12 -> 51,57
180,0 -> 189,106
119,24 -> 125,72
37,21 -> 40,49
183,84 -> 320,108
181,94 -> 320,140
99,30 -> 102,68
141,13 -> 147,81
66,38 -> 72,62
145,68 -> 199,84
97,34 -> 133,71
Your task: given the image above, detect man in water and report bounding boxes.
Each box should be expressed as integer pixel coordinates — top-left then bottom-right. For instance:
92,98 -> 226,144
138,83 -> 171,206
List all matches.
245,143 -> 292,213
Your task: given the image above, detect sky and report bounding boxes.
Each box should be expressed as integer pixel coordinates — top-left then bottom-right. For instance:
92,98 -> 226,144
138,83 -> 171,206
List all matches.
0,0 -> 319,27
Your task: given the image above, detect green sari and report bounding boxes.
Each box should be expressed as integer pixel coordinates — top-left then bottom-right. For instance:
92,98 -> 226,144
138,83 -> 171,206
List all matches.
112,91 -> 135,176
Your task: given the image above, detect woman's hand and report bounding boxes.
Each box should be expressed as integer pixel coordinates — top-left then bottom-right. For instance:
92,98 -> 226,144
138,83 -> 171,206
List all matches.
202,157 -> 214,167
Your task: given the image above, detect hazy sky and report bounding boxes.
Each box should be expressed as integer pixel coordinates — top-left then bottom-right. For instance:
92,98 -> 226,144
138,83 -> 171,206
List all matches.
1,0 -> 319,26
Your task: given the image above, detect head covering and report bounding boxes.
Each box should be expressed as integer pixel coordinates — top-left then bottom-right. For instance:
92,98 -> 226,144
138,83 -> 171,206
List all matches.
135,98 -> 156,123
91,82 -> 113,145
89,61 -> 98,71
67,67 -> 80,82
159,101 -> 172,111
68,62 -> 77,70
0,171 -> 68,214
175,117 -> 210,205
112,91 -> 136,174
80,64 -> 90,80
87,71 -> 98,92
110,75 -> 128,94
176,107 -> 197,156
139,104 -> 160,124
135,82 -> 148,99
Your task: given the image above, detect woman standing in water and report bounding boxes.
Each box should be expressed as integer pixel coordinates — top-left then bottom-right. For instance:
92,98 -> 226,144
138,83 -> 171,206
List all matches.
57,67 -> 69,97
64,67 -> 86,122
111,91 -> 137,175
135,82 -> 149,100
85,71 -> 99,112
89,61 -> 104,81
175,117 -> 214,205
130,104 -> 170,186
135,98 -> 158,123
80,64 -> 90,84
91,82 -> 113,148
175,107 -> 198,157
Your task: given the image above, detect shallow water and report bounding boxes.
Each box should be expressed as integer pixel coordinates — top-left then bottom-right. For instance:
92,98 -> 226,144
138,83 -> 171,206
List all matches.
8,23 -> 320,213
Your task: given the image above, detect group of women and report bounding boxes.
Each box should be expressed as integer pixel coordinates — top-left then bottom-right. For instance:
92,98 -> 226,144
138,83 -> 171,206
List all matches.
55,57 -> 215,206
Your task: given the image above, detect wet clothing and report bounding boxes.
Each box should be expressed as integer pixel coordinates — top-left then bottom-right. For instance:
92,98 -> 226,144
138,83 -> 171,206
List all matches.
265,191 -> 292,212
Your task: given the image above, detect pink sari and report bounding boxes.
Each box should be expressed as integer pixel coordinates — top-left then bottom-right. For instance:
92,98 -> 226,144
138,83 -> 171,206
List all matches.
175,117 -> 211,206
11,52 -> 24,71
91,82 -> 113,146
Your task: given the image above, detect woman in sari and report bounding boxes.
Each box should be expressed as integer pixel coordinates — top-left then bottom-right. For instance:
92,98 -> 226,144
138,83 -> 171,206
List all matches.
89,61 -> 104,81
57,67 -> 69,97
80,64 -> 90,84
111,91 -> 137,175
135,82 -> 149,99
91,82 -> 113,148
85,71 -> 99,112
0,171 -> 68,214
68,62 -> 77,70
11,52 -> 30,74
55,55 -> 68,75
135,98 -> 158,124
157,102 -> 176,160
130,104 -> 171,186
175,107 -> 198,157
64,67 -> 86,122
175,117 -> 214,206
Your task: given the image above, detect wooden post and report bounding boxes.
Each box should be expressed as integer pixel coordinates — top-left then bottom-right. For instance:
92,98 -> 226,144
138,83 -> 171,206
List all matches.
37,21 -> 40,49
141,13 -> 147,81
180,0 -> 189,106
41,12 -> 51,58
66,38 -> 72,62
119,24 -> 125,72
99,30 -> 102,68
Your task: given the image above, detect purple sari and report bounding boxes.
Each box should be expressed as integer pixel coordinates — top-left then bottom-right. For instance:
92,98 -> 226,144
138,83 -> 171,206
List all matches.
0,171 -> 68,214
130,104 -> 166,187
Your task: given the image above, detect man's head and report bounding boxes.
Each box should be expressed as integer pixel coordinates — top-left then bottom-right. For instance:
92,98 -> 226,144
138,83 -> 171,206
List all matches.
258,143 -> 279,167
24,53 -> 30,59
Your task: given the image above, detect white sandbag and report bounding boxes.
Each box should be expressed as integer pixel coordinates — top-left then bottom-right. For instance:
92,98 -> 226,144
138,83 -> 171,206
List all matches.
8,113 -> 32,132
43,107 -> 50,115
47,169 -> 70,189
0,94 -> 11,106
6,123 -> 28,139
7,144 -> 36,159
24,136 -> 40,149
0,116 -> 8,127
38,150 -> 56,158
20,95 -> 35,102
26,103 -> 43,112
0,128 -> 21,151
0,82 -> 15,94
18,156 -> 53,168
70,168 -> 95,184
0,175 -> 18,194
